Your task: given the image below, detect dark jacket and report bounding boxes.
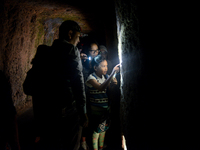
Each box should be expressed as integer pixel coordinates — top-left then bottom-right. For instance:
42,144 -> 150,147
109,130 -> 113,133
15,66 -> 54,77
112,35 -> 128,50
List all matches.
50,39 -> 86,117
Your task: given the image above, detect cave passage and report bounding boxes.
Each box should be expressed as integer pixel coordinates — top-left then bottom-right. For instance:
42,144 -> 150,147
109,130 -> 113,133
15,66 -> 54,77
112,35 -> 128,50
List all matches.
1,0 -> 198,150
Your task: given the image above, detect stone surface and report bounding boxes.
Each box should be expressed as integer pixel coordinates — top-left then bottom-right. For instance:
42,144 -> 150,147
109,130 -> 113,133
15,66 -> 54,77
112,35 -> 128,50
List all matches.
115,0 -> 198,149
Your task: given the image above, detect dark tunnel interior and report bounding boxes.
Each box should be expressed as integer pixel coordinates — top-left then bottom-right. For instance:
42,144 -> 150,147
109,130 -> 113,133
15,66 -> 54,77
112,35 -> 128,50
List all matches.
0,0 -> 198,150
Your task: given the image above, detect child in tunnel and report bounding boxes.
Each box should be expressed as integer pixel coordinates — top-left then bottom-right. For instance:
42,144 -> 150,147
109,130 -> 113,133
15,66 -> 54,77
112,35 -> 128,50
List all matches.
85,55 -> 119,150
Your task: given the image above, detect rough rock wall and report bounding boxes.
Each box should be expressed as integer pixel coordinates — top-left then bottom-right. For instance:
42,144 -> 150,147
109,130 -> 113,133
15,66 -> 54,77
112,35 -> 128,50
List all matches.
115,0 -> 198,149
0,1 -> 40,112
115,0 -> 176,149
115,0 -> 143,149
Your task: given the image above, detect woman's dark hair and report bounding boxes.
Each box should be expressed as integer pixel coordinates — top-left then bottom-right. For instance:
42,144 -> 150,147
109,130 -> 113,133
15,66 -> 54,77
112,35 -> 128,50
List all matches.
59,20 -> 81,40
89,55 -> 106,74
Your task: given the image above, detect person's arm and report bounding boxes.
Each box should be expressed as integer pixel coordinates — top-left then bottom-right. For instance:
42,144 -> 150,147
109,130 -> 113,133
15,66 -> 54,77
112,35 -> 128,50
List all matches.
87,64 -> 120,91
80,53 -> 88,62
68,46 -> 88,127
110,77 -> 118,87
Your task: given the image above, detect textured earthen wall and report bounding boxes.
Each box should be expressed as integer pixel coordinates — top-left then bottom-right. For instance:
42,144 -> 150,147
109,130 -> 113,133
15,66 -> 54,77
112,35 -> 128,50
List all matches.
115,0 -> 143,149
115,0 -> 175,149
1,1 -> 40,112
115,0 -> 198,149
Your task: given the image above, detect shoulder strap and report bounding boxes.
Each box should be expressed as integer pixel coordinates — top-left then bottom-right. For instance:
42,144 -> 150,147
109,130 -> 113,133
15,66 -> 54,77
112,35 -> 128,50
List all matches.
92,73 -> 109,80
92,73 -> 98,79
104,74 -> 109,79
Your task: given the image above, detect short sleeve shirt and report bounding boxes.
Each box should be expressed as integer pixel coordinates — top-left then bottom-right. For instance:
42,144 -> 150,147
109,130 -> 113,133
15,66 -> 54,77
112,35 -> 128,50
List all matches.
86,73 -> 106,86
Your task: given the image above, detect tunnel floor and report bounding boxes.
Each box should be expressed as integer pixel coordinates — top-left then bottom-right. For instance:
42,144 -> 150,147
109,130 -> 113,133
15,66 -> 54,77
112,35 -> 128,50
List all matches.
17,107 -> 123,150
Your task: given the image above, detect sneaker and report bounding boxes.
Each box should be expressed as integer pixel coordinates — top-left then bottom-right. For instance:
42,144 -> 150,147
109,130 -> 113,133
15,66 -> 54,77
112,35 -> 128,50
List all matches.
81,141 -> 89,150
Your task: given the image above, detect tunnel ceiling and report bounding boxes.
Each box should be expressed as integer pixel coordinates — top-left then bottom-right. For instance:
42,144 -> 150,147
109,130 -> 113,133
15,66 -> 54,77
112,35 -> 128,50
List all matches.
7,0 -> 105,33
1,0 -> 116,47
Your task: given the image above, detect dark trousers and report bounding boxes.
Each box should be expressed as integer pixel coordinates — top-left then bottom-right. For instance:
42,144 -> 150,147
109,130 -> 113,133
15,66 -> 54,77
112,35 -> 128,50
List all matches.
35,108 -> 82,150
0,117 -> 19,150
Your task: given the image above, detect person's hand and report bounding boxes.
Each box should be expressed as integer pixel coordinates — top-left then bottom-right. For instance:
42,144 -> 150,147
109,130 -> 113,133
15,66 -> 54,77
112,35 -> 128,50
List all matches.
83,114 -> 89,127
112,64 -> 120,75
80,113 -> 89,128
80,53 -> 87,62
111,77 -> 117,85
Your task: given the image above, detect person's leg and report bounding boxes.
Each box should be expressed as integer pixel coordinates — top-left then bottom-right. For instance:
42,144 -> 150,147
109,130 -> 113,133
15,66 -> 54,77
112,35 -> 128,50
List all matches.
59,107 -> 83,150
92,131 -> 99,150
73,125 -> 82,150
61,120 -> 82,150
81,127 -> 89,150
99,131 -> 106,150
81,137 -> 87,150
0,134 -> 7,150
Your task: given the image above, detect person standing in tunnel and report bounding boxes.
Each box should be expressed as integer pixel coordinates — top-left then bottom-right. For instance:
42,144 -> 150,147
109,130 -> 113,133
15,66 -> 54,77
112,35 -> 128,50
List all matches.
32,20 -> 88,150
85,55 -> 119,150
0,70 -> 20,150
50,20 -> 89,150
79,41 -> 100,150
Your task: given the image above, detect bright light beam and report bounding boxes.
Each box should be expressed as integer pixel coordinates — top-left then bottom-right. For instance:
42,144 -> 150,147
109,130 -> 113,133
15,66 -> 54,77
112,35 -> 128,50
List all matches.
122,135 -> 127,150
117,24 -> 124,65
117,23 -> 124,99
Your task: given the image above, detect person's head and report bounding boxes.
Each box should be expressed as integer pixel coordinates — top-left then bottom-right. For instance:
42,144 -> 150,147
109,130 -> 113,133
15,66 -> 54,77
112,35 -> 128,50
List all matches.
89,43 -> 99,59
59,20 -> 81,46
99,45 -> 108,59
91,55 -> 108,76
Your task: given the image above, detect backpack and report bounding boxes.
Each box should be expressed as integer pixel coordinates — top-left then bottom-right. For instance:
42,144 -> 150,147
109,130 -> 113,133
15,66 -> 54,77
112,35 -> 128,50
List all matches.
23,45 -> 52,95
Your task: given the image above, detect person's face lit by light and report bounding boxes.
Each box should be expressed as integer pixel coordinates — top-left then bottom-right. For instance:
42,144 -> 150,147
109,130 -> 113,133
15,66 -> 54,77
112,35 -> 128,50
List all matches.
89,43 -> 99,58
94,60 -> 108,76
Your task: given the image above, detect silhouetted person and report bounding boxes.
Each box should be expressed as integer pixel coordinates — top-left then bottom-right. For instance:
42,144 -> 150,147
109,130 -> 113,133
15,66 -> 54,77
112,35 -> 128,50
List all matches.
0,70 -> 20,150
50,20 -> 88,150
23,20 -> 88,150
23,44 -> 52,144
51,20 -> 89,150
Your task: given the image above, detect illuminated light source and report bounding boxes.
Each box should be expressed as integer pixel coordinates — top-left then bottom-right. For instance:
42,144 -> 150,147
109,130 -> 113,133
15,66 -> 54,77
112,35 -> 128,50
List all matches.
88,56 -> 91,61
117,24 -> 124,65
122,135 -> 127,150
117,23 -> 124,99
80,33 -> 88,37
